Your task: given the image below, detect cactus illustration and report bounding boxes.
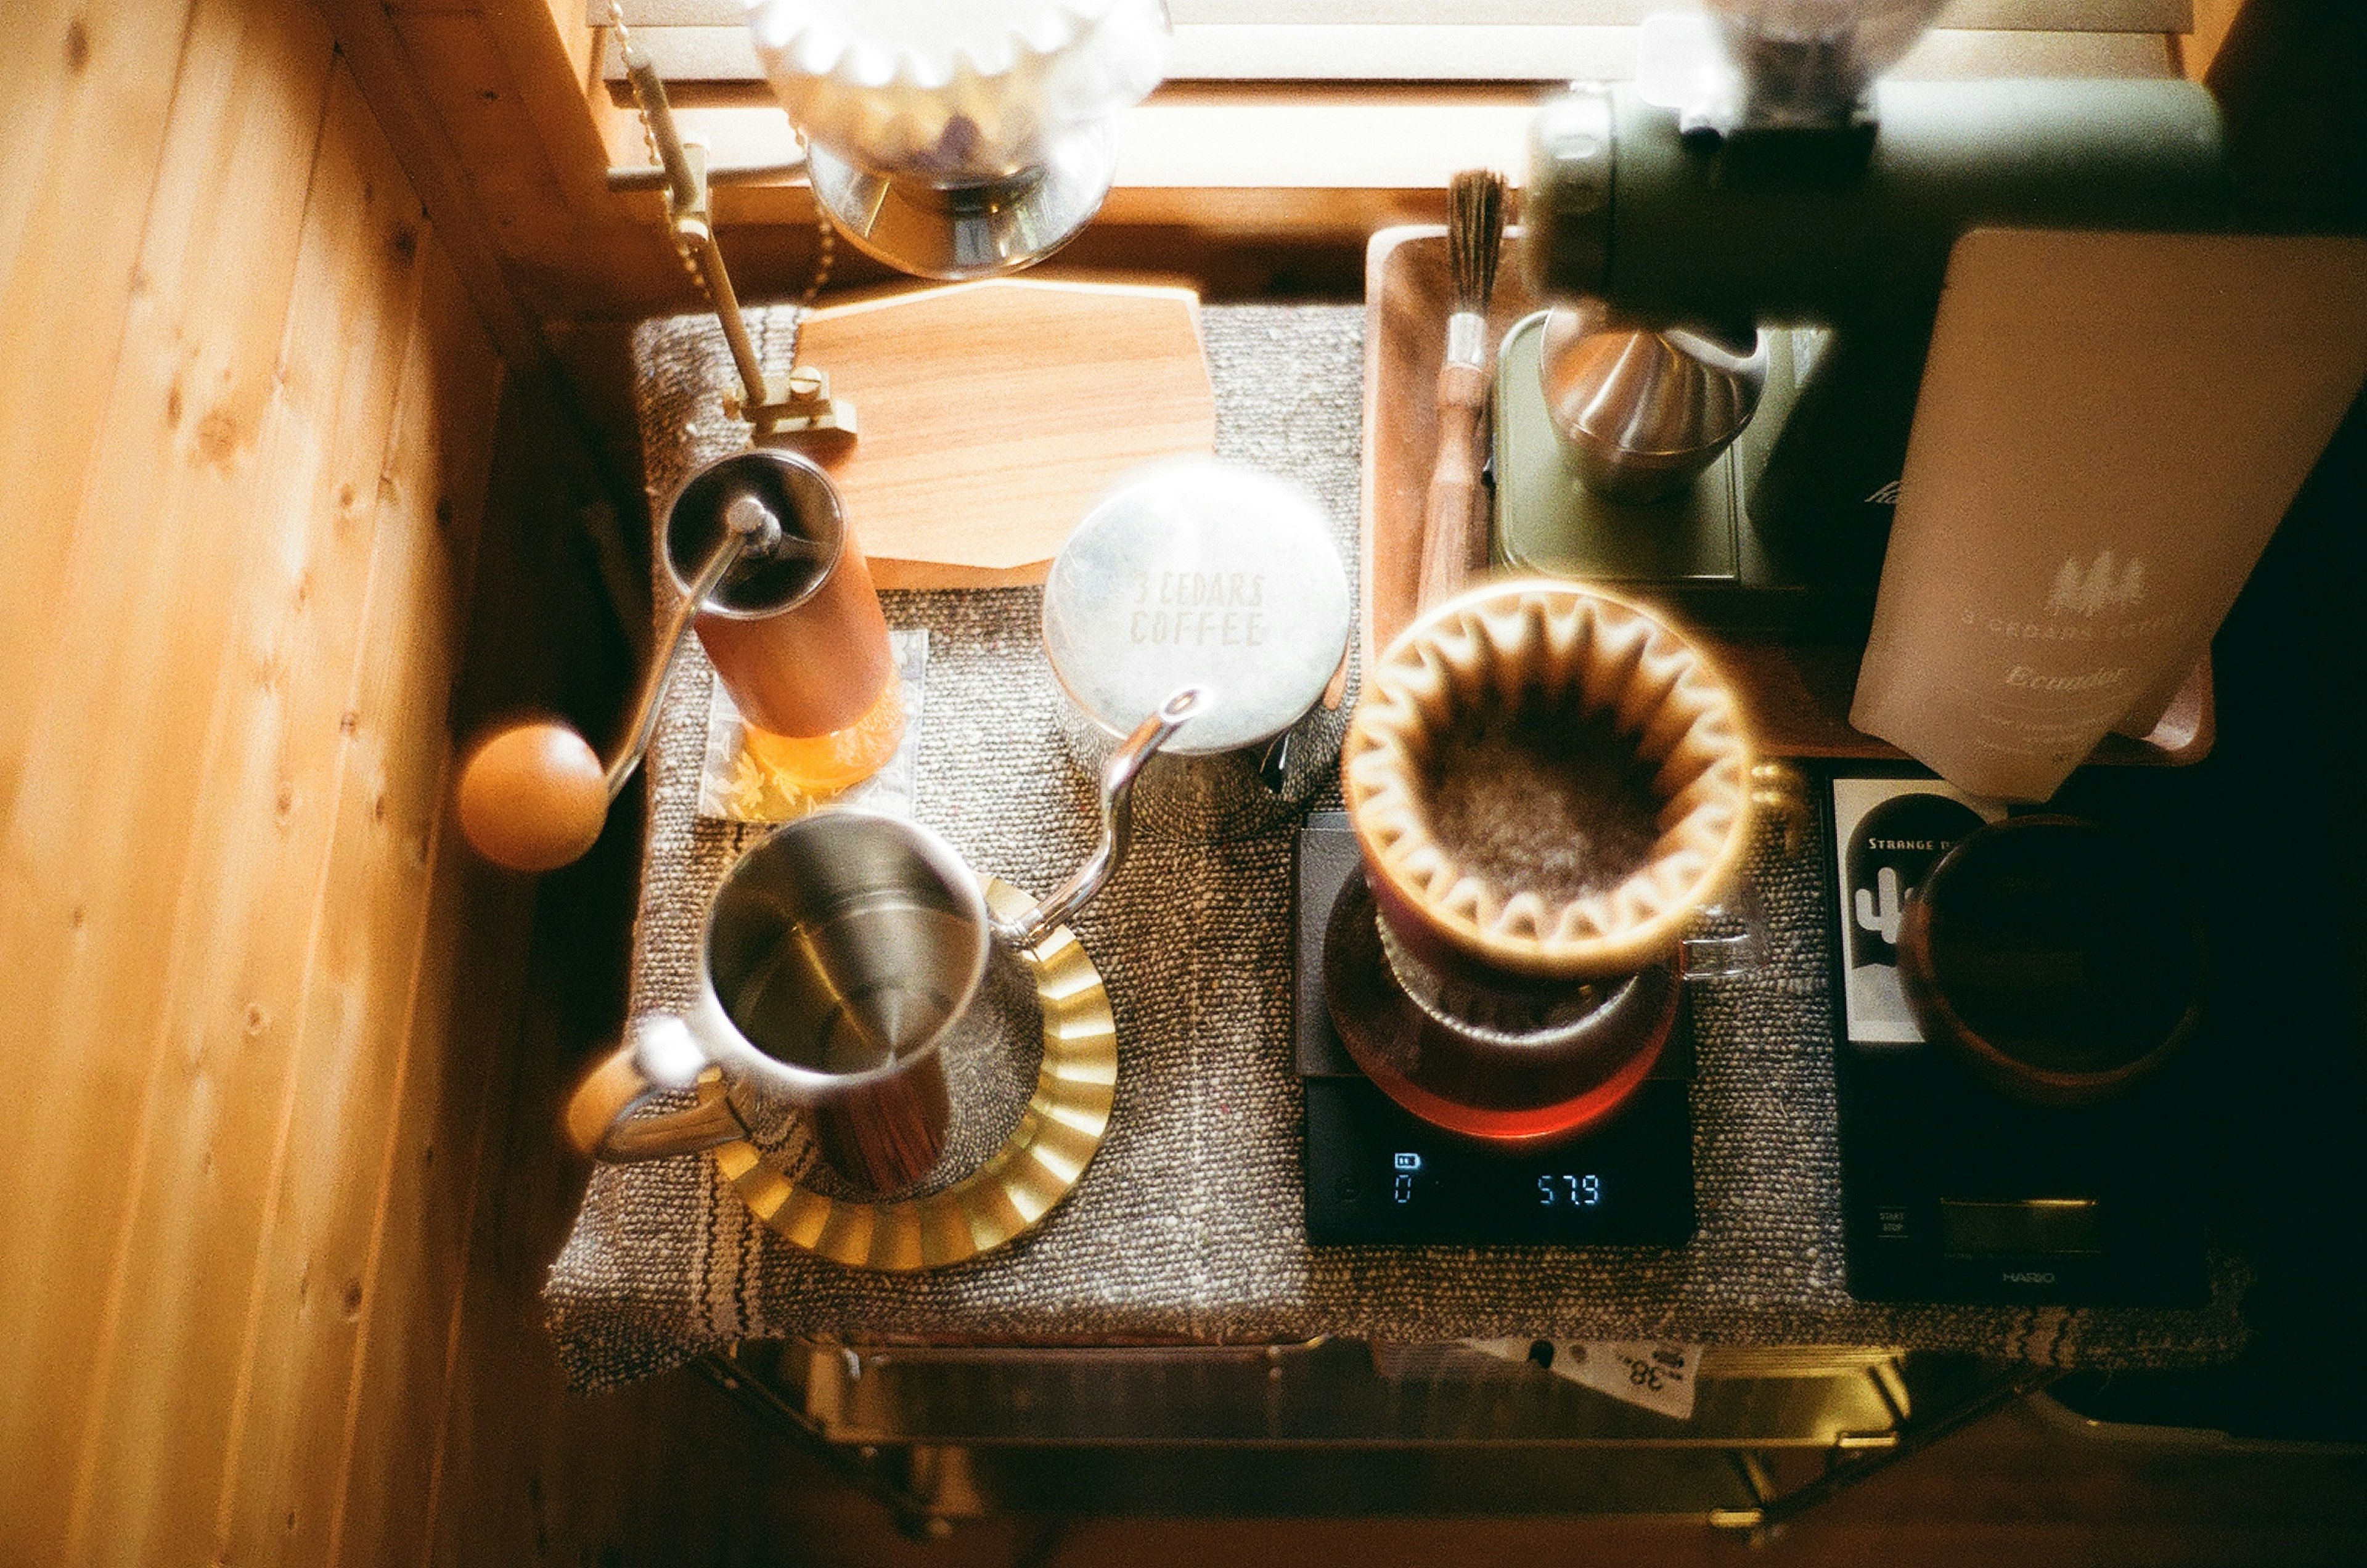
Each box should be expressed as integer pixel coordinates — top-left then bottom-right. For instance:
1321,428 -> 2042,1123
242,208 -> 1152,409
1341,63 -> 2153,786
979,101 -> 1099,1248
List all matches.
1854,865 -> 1907,945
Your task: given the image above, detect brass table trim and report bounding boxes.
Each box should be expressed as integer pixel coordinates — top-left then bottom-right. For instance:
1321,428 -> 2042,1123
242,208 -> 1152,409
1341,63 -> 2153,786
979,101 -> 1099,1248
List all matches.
710,877 -> 1117,1272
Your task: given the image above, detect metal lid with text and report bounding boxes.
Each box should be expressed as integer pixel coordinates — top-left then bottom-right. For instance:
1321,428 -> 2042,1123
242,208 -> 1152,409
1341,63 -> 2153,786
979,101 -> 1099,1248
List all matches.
1043,460 -> 1350,755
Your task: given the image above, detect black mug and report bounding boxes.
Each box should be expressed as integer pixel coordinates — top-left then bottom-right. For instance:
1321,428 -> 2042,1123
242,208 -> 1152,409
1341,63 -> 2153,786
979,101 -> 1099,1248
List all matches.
1898,814 -> 2206,1107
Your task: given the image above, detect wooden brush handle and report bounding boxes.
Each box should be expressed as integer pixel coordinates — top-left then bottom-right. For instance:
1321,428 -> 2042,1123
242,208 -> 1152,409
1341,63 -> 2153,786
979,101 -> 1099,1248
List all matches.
1416,358 -> 1492,611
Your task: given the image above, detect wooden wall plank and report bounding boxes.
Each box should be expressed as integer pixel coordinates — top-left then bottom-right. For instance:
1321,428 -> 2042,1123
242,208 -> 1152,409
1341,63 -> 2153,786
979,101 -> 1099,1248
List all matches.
160,62 -> 435,1568
319,242 -> 510,1568
389,12 -> 576,261
53,43 -> 459,1568
305,0 -> 567,386
0,2 -> 655,1562
316,0 -> 682,342
2181,0 -> 2246,75
316,0 -> 666,547
362,852 -> 540,1568
203,243 -> 499,1568
417,376 -> 642,1567
0,0 -> 197,875
0,2 -> 339,1559
476,0 -> 619,214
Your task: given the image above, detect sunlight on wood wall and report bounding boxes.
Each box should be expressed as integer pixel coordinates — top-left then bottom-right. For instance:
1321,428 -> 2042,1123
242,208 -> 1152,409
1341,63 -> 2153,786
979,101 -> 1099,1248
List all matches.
2181,0 -> 2246,76
0,1 -> 530,1562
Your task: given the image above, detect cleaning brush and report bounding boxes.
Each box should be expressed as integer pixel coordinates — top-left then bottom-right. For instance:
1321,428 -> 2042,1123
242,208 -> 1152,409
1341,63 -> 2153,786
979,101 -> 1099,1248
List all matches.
1415,168 -> 1510,610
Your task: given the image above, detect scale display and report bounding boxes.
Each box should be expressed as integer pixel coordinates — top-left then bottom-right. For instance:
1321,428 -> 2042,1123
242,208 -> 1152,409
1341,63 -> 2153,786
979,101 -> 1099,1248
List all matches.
1303,1076 -> 1695,1246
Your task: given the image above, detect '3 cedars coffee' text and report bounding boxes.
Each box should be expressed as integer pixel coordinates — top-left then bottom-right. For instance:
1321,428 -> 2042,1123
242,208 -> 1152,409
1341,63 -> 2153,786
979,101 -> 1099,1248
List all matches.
1131,570 -> 1268,648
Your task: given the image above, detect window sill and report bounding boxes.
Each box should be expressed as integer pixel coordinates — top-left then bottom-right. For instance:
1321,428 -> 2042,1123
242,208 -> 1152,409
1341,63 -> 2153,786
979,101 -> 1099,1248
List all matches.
589,29 -> 2177,236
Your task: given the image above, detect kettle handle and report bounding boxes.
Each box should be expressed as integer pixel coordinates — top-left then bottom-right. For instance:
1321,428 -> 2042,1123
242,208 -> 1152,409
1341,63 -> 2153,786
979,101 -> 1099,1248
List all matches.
992,685 -> 1205,951
563,1018 -> 751,1163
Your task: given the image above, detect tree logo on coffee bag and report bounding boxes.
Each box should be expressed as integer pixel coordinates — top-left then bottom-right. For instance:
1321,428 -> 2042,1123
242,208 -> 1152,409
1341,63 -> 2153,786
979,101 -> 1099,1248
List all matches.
2046,550 -> 2146,618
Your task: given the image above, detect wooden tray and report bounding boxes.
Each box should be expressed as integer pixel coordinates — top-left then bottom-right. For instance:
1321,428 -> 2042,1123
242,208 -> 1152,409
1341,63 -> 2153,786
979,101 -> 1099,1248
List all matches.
801,277 -> 1216,589
1359,225 -> 2213,765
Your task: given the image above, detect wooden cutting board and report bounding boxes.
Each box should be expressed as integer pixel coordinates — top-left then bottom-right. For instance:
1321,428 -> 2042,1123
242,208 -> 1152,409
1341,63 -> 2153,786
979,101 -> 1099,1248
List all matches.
791,277 -> 1216,589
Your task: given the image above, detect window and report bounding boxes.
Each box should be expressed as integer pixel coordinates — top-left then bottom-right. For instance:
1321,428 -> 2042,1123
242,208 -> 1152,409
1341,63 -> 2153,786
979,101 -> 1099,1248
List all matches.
589,1 -> 2192,198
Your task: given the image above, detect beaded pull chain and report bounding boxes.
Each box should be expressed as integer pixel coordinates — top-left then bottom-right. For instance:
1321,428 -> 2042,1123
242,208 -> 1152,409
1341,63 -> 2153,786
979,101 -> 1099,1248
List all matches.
610,3 -> 841,420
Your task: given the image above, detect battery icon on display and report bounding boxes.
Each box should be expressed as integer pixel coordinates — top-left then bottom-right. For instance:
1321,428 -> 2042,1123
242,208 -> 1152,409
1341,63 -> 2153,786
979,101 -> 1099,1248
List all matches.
1394,1153 -> 1422,1171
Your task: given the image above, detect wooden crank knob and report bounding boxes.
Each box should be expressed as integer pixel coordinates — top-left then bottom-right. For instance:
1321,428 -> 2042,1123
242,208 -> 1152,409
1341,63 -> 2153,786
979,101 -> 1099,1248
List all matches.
456,721 -> 610,872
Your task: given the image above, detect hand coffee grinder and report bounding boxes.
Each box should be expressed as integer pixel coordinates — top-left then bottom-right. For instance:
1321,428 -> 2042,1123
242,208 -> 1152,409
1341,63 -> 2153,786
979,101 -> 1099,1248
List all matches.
1504,0 -> 2228,626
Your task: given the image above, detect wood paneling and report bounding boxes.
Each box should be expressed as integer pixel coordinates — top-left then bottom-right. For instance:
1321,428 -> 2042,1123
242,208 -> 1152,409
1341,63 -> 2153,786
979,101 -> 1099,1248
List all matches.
0,0 -> 202,881
2181,0 -> 2247,75
2,0 -> 341,1554
0,0 -> 616,1562
317,0 -> 686,335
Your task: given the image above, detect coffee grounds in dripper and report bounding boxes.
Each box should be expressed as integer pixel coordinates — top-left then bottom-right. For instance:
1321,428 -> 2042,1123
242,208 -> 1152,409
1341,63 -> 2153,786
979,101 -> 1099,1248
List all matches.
1420,703 -> 1664,907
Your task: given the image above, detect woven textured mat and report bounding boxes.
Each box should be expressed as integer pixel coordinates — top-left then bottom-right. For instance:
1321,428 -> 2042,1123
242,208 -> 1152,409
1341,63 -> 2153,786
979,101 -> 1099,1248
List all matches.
545,303 -> 2246,1392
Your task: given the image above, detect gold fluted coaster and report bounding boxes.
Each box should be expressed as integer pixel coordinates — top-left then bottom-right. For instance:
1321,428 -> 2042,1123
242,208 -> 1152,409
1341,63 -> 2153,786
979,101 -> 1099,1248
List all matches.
708,878 -> 1118,1272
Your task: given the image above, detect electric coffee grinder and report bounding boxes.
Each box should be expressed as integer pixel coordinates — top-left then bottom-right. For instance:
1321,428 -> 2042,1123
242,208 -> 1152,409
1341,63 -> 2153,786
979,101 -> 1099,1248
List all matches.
1505,0 -> 2229,627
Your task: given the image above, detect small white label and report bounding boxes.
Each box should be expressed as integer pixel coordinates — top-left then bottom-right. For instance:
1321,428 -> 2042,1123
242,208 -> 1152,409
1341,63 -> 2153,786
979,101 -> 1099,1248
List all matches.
1462,1338 -> 1701,1420
1565,1341 -> 1700,1419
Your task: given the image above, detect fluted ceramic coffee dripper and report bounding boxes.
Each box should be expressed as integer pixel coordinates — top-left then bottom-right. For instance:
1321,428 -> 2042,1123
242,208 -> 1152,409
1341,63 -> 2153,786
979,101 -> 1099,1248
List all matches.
1344,581 -> 1757,985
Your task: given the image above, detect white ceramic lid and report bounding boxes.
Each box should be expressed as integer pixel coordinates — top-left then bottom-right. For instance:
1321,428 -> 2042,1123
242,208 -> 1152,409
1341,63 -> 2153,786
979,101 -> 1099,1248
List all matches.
1042,460 -> 1350,756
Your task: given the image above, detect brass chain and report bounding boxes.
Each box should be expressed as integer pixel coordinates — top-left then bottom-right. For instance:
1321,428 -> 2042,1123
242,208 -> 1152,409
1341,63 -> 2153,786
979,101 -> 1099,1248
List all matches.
612,4 -> 835,382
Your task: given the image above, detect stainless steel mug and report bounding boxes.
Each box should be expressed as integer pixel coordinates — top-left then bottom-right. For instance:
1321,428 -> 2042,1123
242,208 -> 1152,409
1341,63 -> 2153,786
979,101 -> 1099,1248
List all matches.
565,688 -> 1203,1194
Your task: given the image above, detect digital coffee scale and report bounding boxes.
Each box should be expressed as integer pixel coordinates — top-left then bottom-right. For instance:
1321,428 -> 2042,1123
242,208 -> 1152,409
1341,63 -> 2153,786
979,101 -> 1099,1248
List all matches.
1296,774 -> 2214,1307
1818,764 -> 2211,1307
1294,812 -> 1697,1248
